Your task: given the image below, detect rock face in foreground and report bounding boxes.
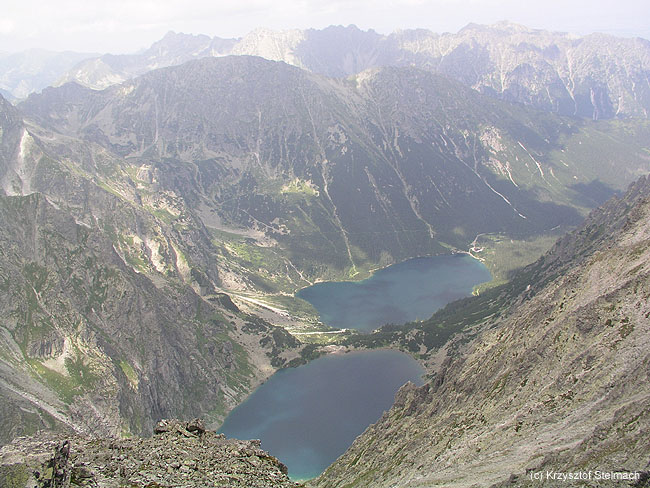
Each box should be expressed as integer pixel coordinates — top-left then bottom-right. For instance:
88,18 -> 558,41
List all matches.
0,419 -> 302,488
312,178 -> 650,487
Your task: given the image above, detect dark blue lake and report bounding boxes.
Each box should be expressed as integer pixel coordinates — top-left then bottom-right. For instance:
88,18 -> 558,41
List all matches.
219,349 -> 424,481
297,254 -> 491,332
219,254 -> 491,480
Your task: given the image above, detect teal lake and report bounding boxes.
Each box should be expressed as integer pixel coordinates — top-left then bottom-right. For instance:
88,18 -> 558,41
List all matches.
219,349 -> 424,481
219,255 -> 491,480
297,254 -> 491,332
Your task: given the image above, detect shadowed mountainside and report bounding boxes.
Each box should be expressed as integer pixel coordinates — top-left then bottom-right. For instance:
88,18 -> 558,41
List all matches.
19,57 -> 650,281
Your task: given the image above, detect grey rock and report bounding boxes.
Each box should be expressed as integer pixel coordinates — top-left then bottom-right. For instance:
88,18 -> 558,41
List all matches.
0,424 -> 302,488
186,418 -> 205,434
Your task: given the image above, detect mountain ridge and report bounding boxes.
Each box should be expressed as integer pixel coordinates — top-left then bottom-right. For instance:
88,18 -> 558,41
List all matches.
46,22 -> 650,120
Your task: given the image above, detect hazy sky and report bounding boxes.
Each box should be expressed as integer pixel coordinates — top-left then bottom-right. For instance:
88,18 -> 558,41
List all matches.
1,0 -> 649,54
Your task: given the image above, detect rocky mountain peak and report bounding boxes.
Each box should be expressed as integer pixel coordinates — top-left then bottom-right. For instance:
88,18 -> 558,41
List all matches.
7,23 -> 641,119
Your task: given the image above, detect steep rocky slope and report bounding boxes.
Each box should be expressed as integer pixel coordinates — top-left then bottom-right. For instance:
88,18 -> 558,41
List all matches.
391,22 -> 650,119
313,177 -> 650,487
57,23 -> 650,119
19,57 -> 650,282
0,419 -> 302,487
0,93 -> 302,445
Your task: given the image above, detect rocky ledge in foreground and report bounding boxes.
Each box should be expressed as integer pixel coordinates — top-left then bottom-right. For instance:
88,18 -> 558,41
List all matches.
0,419 -> 302,488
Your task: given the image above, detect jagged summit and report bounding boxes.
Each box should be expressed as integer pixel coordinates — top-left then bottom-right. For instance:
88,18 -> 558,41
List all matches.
459,20 -> 537,33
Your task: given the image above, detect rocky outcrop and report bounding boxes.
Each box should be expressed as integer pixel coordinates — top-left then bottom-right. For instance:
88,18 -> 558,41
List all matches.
0,419 -> 302,487
312,178 -> 650,487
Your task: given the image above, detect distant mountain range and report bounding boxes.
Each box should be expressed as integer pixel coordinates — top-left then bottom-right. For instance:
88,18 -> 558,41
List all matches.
0,49 -> 98,100
3,23 -> 649,119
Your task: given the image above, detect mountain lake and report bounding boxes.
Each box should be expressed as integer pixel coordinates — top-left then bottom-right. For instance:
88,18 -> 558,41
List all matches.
219,254 -> 491,480
297,254 -> 492,332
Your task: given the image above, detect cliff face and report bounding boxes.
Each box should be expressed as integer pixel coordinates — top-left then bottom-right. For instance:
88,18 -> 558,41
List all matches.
0,190 -> 301,445
313,177 -> 650,487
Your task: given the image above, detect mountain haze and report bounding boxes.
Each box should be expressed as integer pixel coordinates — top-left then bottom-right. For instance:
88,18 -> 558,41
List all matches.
57,23 -> 650,120
0,50 -> 98,100
56,32 -> 238,91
